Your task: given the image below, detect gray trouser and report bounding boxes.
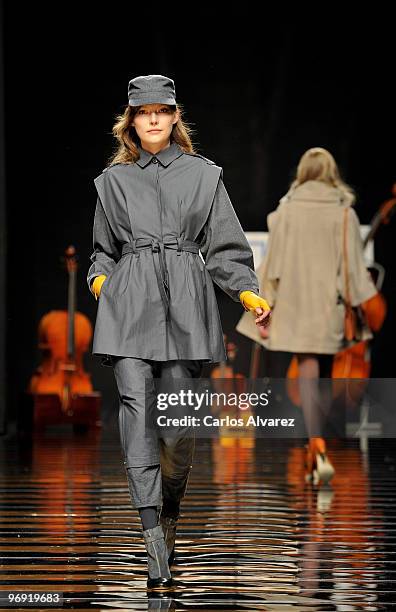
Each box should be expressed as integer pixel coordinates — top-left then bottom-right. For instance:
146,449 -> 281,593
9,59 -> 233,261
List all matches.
111,357 -> 203,510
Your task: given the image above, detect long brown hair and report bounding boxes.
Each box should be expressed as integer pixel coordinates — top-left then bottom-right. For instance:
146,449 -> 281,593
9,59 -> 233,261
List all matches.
107,104 -> 196,166
291,147 -> 355,204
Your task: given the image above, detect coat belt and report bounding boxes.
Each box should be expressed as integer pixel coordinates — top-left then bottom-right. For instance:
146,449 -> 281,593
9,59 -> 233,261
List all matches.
121,238 -> 200,320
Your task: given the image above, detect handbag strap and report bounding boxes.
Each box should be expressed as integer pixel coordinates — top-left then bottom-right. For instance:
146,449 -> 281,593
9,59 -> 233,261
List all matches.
343,207 -> 352,308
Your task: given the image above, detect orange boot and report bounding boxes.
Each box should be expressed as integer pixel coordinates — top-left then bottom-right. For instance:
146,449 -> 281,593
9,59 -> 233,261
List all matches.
305,438 -> 335,485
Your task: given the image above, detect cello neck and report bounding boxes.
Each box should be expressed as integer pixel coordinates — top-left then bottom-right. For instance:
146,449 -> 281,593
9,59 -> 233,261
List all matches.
364,211 -> 383,247
249,342 -> 261,379
364,194 -> 396,248
67,268 -> 76,359
64,245 -> 78,361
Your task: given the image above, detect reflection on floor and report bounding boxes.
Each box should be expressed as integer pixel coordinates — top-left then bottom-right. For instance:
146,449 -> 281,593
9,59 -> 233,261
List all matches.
0,424 -> 395,610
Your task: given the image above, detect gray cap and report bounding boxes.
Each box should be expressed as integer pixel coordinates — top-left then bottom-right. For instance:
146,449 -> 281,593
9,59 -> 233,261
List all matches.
128,74 -> 176,107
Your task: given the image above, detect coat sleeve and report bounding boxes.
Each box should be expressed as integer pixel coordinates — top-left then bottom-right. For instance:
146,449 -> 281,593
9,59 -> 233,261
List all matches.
254,203 -> 288,308
199,178 -> 259,302
341,207 -> 378,306
86,195 -> 122,296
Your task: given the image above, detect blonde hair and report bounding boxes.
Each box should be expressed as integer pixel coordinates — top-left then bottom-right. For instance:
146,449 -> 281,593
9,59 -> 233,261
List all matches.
291,147 -> 355,203
107,104 -> 196,166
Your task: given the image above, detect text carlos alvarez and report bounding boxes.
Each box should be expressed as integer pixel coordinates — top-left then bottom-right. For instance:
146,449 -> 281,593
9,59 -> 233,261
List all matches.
157,415 -> 295,427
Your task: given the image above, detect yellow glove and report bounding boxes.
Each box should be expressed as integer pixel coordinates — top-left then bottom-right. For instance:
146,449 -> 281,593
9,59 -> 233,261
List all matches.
92,275 -> 107,301
240,290 -> 271,313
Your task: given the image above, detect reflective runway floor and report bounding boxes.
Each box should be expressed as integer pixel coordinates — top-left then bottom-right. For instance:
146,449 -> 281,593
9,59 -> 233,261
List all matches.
0,424 -> 395,610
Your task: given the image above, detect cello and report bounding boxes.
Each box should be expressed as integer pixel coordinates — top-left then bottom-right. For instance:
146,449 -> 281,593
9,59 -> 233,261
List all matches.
26,246 -> 101,430
286,185 -> 396,406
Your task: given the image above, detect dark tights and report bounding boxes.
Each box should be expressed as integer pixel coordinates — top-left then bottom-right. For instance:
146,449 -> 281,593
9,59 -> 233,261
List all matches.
296,353 -> 334,438
139,498 -> 180,531
138,507 -> 158,530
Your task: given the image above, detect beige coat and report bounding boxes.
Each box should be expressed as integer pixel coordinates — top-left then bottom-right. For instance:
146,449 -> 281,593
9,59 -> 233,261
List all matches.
236,180 -> 378,354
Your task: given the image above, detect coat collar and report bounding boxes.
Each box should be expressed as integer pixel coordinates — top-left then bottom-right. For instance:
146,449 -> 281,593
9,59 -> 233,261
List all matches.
136,142 -> 184,168
286,180 -> 353,205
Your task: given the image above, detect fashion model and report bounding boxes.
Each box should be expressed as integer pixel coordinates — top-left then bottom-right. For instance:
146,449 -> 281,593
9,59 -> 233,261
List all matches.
87,74 -> 271,589
237,147 -> 377,485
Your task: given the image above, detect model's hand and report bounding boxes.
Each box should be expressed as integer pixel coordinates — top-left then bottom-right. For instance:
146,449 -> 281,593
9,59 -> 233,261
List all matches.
239,291 -> 271,327
92,275 -> 107,300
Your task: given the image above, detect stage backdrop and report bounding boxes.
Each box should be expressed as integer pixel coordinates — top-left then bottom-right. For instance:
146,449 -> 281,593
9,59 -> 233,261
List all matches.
2,10 -> 395,430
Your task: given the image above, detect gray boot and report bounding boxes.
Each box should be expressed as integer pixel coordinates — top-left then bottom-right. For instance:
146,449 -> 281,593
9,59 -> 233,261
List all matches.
142,524 -> 173,590
160,516 -> 178,566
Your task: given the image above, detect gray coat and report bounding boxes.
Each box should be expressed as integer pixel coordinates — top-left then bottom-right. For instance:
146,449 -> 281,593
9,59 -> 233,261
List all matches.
87,142 -> 259,366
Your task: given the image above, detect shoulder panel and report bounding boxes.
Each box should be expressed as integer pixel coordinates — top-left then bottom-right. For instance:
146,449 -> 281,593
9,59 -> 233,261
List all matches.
183,151 -> 217,166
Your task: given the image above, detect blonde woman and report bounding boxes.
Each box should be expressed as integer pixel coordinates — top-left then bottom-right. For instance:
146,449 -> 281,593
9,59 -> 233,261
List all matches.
237,147 -> 377,485
87,75 -> 271,590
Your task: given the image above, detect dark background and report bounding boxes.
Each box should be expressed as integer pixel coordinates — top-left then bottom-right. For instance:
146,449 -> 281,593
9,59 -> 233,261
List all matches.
2,8 -> 395,429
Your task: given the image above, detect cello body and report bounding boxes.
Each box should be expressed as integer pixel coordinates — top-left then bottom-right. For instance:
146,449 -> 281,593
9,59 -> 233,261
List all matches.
23,246 -> 101,431
28,310 -> 94,398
